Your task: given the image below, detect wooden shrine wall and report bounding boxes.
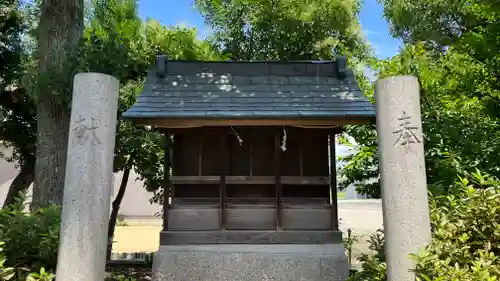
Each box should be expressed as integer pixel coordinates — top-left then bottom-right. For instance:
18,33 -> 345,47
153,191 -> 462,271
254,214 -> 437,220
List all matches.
172,126 -> 330,200
165,127 -> 339,233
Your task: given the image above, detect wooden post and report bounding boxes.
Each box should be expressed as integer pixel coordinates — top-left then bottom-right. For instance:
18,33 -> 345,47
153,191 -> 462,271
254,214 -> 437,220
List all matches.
249,142 -> 253,176
170,134 -> 176,206
274,132 -> 282,230
198,137 -> 203,176
329,134 -> 339,231
299,142 -> 304,176
219,133 -> 227,229
162,132 -> 171,231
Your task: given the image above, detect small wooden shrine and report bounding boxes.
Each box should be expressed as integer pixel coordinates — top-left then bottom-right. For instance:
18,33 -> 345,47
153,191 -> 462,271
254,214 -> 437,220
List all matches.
123,56 -> 375,245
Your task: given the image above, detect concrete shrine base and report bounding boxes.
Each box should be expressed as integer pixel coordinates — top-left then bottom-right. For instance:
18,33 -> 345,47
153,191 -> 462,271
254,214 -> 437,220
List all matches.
152,244 -> 348,281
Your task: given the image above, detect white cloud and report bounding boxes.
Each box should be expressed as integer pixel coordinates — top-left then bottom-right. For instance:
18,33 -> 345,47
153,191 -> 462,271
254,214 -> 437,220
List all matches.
371,42 -> 400,59
363,67 -> 377,82
197,25 -> 214,39
175,21 -> 192,28
362,29 -> 381,36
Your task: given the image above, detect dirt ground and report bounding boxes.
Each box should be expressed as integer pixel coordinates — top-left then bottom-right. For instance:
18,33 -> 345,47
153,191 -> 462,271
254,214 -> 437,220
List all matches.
113,225 -> 162,253
106,264 -> 152,280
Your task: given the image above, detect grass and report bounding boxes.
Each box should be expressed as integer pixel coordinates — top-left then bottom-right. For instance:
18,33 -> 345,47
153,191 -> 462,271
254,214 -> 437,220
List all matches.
337,191 -> 347,199
329,191 -> 347,202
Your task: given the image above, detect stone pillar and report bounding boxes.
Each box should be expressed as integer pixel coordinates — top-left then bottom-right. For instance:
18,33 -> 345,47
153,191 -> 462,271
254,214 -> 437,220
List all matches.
375,75 -> 431,281
56,73 -> 119,281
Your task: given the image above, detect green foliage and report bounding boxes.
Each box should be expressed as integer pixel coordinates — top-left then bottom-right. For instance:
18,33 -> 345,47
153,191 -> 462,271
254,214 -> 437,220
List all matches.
414,171 -> 500,280
77,0 -> 222,204
4,0 -> 375,205
0,88 -> 36,170
0,242 -> 15,281
347,229 -> 386,281
25,268 -> 54,281
0,0 -> 24,90
0,197 -> 59,280
379,0 -> 500,57
337,124 -> 379,197
0,240 -> 55,281
196,0 -> 371,62
340,0 -> 500,197
0,196 -> 144,281
0,0 -> 36,170
348,172 -> 500,281
79,0 -> 220,83
343,228 -> 361,268
79,0 -> 145,82
1,0 -> 222,209
341,40 -> 500,196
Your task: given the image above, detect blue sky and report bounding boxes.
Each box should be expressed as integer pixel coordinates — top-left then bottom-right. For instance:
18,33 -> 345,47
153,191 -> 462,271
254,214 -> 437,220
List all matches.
137,0 -> 401,59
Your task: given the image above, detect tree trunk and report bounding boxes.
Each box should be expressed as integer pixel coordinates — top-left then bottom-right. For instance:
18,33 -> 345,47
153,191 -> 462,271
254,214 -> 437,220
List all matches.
106,168 -> 131,261
31,0 -> 84,210
3,165 -> 34,208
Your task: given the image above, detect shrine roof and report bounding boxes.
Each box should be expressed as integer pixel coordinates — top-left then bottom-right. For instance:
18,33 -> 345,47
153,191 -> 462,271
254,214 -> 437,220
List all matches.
122,56 -> 376,126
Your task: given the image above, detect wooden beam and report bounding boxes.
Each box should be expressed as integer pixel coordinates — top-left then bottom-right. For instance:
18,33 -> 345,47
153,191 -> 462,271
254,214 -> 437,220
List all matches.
171,176 -> 219,184
219,134 -> 227,229
169,126 -> 342,136
249,141 -> 253,176
299,142 -> 304,176
329,134 -> 339,231
274,132 -> 282,230
282,176 -> 330,185
170,176 -> 330,185
172,197 -> 331,207
159,230 -> 343,245
170,134 -> 176,207
129,118 -> 372,128
162,132 -> 171,231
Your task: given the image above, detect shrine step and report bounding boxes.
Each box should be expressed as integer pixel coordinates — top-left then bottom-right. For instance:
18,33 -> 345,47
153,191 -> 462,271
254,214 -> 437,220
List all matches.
152,244 -> 348,281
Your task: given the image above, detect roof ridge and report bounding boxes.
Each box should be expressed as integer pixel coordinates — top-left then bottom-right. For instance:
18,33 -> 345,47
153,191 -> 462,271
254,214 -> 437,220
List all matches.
153,56 -> 348,78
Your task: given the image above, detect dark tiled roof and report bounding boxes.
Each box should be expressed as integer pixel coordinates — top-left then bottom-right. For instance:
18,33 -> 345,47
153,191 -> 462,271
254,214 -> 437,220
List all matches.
123,57 -> 376,122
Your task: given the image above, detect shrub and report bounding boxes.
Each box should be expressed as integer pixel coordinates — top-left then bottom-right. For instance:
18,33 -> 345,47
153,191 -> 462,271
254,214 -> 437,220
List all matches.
347,229 -> 386,281
25,268 -> 55,281
0,197 -> 60,279
0,241 -> 15,281
0,240 -> 55,281
348,171 -> 500,281
414,172 -> 500,280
